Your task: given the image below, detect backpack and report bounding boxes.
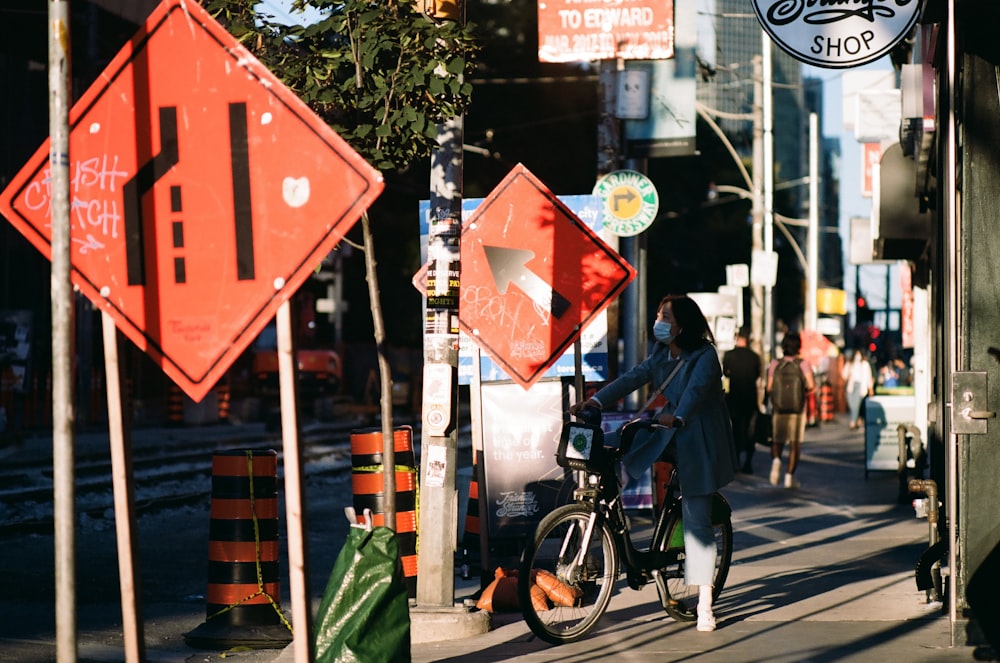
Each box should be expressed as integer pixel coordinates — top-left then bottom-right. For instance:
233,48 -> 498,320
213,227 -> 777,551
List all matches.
771,359 -> 805,414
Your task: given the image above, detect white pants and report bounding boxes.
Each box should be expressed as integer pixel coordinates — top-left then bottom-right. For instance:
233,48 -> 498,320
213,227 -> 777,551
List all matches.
682,493 -> 717,587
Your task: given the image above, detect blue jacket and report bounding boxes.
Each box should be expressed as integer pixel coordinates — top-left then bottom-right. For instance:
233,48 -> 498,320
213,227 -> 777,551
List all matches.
593,341 -> 738,496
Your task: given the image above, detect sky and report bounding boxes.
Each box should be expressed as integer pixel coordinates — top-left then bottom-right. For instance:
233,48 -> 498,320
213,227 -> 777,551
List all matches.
804,58 -> 902,322
257,0 -> 326,24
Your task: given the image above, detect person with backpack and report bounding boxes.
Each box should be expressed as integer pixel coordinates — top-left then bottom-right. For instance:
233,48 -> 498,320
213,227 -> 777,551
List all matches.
766,331 -> 816,488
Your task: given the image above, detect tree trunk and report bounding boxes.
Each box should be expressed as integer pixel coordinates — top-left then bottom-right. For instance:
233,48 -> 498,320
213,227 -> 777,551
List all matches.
361,211 -> 396,530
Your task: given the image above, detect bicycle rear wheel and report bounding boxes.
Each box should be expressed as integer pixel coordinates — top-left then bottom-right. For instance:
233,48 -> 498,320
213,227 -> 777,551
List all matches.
518,504 -> 619,644
656,494 -> 733,622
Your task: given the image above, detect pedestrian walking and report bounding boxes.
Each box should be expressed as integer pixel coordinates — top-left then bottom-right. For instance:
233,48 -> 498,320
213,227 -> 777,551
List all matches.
723,329 -> 762,474
571,294 -> 738,632
842,348 -> 874,429
766,332 -> 816,489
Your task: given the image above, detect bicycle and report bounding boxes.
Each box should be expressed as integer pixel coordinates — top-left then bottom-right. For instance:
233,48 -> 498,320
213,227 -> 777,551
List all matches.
517,413 -> 734,645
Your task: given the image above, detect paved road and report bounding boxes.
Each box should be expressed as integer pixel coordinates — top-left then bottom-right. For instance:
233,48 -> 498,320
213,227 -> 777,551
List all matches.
0,415 -> 985,662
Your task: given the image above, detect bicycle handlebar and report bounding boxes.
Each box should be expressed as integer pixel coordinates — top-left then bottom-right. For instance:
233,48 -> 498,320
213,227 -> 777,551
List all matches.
615,417 -> 682,458
570,406 -> 683,460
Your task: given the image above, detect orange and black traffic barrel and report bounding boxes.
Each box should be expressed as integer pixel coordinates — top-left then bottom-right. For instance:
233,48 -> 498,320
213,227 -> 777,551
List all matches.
183,449 -> 292,649
350,426 -> 418,597
820,381 -> 834,422
167,383 -> 184,425
215,378 -> 231,422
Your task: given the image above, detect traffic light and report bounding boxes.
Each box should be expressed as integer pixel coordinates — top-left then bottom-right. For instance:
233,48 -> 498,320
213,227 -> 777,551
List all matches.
856,296 -> 873,324
867,326 -> 881,354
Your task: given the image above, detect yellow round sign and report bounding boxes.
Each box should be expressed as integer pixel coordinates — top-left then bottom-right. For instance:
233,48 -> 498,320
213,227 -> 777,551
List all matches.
592,170 -> 659,237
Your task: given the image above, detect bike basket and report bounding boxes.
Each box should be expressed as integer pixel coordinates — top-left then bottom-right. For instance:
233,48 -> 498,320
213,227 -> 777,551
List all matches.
556,422 -> 605,471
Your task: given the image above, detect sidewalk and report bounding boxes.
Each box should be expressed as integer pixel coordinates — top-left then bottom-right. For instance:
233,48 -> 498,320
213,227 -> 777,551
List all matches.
407,415 -> 972,662
4,415 -> 981,662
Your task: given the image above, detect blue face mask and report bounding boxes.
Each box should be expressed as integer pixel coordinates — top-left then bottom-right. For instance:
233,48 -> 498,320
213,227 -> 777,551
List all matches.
653,320 -> 675,344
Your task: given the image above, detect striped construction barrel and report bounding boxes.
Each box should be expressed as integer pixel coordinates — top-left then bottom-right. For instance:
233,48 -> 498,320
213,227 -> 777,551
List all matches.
183,449 -> 292,649
820,382 -> 834,422
351,426 -> 418,597
167,384 -> 184,425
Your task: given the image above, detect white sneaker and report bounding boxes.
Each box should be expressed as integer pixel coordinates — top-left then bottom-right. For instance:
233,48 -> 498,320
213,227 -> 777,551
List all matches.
769,458 -> 782,485
697,605 -> 716,632
784,473 -> 800,489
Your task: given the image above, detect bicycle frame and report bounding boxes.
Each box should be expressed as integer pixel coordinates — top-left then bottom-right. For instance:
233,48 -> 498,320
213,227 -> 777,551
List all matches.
520,416 -> 734,644
569,455 -> 684,588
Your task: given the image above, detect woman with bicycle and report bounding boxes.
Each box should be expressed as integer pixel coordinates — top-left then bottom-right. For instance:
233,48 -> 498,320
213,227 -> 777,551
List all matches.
571,294 -> 739,632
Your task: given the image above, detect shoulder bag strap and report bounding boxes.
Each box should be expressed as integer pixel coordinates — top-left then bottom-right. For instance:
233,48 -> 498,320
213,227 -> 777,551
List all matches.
639,359 -> 685,413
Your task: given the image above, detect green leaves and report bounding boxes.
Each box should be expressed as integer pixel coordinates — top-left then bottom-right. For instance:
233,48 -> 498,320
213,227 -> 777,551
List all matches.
205,0 -> 478,172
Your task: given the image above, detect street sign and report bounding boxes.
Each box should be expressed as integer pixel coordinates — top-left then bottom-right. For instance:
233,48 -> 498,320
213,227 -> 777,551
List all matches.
418,195 -> 613,385
432,164 -> 635,389
592,170 -> 659,237
0,0 -> 383,401
538,0 -> 675,63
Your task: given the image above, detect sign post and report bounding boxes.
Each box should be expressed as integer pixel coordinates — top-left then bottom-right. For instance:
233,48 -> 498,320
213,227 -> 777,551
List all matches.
46,2 -> 77,660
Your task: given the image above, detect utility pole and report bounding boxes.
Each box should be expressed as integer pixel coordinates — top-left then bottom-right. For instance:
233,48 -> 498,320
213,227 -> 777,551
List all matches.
597,61 -> 621,178
751,55 -> 764,361
417,0 -> 464,608
597,59 -> 622,379
762,33 -> 775,362
805,113 -> 819,332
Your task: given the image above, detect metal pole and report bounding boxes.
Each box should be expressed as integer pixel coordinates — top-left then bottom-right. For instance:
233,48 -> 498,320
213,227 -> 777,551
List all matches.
597,60 -> 620,177
751,55 -> 764,360
622,157 -> 646,409
48,2 -> 77,661
597,59 -> 621,376
806,113 -> 819,332
417,0 -> 467,609
886,264 -> 892,329
944,0 -> 959,641
762,32 -> 775,361
469,343 -> 488,579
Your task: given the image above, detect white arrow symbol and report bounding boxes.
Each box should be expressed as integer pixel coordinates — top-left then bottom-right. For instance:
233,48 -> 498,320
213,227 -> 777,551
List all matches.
483,245 -> 570,319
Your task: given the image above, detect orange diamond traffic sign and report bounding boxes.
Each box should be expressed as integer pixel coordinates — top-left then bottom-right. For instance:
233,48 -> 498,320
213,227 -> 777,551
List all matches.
419,164 -> 635,389
0,0 -> 383,401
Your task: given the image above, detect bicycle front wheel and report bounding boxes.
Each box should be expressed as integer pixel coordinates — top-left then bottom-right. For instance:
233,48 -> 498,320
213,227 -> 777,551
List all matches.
657,494 -> 733,622
518,504 -> 619,645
